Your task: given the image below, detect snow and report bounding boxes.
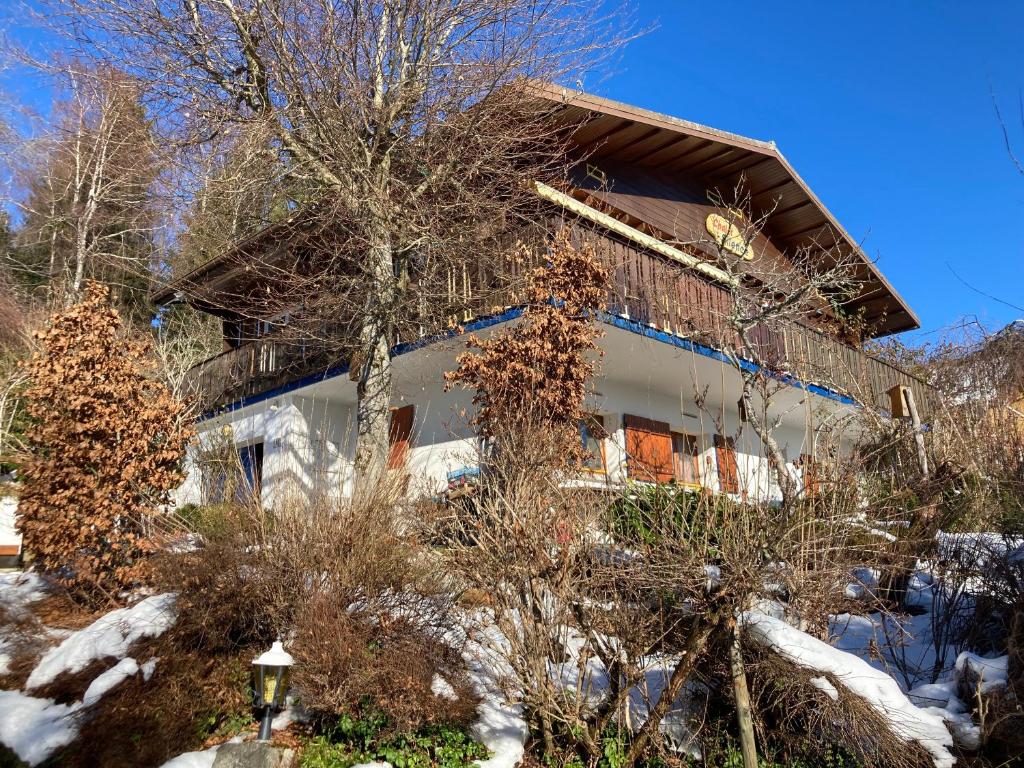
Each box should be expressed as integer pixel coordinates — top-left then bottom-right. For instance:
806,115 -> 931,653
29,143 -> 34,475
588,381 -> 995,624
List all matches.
141,657 -> 159,681
463,622 -> 529,768
0,571 -> 49,616
0,690 -> 81,766
431,674 -> 459,700
955,651 -> 1008,694
157,737 -> 245,768
158,743 -> 223,768
81,656 -> 140,706
743,610 -> 956,768
0,571 -> 52,674
809,676 -> 839,701
26,592 -> 176,690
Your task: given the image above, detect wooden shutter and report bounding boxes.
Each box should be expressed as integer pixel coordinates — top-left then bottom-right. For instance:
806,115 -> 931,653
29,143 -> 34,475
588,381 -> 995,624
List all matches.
624,415 -> 674,483
388,405 -> 415,469
714,434 -> 739,494
800,454 -> 819,496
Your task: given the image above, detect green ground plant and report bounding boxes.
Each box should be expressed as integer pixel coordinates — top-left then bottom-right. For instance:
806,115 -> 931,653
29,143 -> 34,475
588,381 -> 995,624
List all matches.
299,711 -> 489,768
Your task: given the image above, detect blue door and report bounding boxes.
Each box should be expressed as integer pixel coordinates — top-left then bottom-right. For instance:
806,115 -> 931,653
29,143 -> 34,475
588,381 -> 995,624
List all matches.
237,442 -> 264,503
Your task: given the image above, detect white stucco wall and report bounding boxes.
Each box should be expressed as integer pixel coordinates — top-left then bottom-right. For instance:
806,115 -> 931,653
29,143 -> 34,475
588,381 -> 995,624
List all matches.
179,361 -> 842,508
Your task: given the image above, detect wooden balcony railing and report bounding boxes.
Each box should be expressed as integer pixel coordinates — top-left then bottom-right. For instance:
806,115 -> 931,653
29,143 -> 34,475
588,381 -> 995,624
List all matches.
186,219 -> 936,417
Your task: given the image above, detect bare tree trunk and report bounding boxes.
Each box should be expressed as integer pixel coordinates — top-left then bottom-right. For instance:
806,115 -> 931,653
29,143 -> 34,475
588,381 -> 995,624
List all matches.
730,621 -> 758,768
624,614 -> 725,766
353,225 -> 397,487
741,381 -> 795,507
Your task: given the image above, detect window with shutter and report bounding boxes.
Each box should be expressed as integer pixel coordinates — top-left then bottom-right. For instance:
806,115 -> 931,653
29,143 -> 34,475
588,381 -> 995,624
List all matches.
800,454 -> 820,496
624,415 -> 674,483
579,414 -> 606,472
388,405 -> 415,469
672,432 -> 701,486
714,434 -> 739,494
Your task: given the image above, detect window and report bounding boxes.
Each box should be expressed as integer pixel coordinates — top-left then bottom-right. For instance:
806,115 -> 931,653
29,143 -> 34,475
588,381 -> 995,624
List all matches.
579,414 -> 606,472
672,433 -> 700,486
799,454 -> 820,497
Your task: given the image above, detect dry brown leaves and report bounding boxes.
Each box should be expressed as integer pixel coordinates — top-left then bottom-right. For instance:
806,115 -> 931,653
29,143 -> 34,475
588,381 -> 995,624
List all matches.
16,281 -> 194,604
445,229 -> 609,466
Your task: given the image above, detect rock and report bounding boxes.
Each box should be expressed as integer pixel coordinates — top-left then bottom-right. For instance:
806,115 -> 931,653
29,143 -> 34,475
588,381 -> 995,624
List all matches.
212,742 -> 295,768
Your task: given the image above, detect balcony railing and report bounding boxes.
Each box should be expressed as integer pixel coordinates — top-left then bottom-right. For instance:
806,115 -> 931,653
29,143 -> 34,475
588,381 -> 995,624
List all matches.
185,220 -> 936,417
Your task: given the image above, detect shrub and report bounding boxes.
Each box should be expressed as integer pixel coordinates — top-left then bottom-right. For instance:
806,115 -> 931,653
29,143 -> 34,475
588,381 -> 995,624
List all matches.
155,475 -> 476,739
300,713 -> 489,768
292,594 -> 479,735
56,642 -> 252,768
17,282 -> 193,604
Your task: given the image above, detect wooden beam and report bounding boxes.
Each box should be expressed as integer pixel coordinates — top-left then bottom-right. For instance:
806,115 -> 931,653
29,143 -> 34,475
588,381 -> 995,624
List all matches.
533,181 -> 736,287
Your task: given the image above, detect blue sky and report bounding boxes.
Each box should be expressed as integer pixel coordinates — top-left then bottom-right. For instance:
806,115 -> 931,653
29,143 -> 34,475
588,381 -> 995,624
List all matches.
4,2 -> 1022,341
595,1 -> 1024,340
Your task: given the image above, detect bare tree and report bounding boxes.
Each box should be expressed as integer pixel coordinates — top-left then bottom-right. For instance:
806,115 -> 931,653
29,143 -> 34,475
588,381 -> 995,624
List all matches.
9,64 -> 160,322
675,182 -> 864,508
48,0 -> 629,485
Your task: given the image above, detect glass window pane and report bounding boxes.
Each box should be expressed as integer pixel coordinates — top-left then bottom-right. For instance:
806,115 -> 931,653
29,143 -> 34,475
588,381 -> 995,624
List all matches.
579,414 -> 605,471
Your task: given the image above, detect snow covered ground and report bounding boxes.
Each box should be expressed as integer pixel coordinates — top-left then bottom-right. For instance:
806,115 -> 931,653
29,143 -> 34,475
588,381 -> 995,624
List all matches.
827,534 -> 1017,761
0,582 -> 175,766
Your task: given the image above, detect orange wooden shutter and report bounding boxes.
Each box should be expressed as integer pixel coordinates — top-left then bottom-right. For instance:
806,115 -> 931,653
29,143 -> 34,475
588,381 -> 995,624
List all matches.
714,434 -> 739,494
624,415 -> 674,483
800,454 -> 819,496
388,405 -> 415,469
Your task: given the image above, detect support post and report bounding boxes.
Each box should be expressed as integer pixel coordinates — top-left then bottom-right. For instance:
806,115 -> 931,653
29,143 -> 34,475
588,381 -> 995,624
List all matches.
904,387 -> 929,478
258,705 -> 274,741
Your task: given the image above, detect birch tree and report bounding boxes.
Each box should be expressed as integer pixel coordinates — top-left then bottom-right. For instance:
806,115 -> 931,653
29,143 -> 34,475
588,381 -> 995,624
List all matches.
10,64 -> 159,323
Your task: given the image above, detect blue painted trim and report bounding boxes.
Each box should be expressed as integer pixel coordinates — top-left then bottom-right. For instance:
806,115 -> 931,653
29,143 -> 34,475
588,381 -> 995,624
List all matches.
199,304 -> 857,421
596,312 -> 858,407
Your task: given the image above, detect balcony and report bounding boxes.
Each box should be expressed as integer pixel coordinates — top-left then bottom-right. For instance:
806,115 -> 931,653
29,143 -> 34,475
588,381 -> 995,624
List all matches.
184,222 -> 936,418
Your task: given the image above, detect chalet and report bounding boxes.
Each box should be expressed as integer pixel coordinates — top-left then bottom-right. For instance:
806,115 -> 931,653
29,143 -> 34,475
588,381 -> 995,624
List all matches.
157,86 -> 934,507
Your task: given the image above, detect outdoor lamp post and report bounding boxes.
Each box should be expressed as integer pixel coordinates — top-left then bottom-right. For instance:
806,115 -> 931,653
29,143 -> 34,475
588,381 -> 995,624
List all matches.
252,640 -> 294,741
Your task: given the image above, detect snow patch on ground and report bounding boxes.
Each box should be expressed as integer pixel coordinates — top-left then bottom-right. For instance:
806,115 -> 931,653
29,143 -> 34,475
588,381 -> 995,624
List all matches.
432,674 -> 459,701
158,743 -> 225,768
463,620 -> 529,768
743,610 -> 956,768
26,592 -> 175,690
0,689 -> 81,766
82,656 -> 140,706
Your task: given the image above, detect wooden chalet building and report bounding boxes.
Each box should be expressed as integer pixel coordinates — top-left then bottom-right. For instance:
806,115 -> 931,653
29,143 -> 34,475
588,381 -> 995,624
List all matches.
158,86 -> 934,506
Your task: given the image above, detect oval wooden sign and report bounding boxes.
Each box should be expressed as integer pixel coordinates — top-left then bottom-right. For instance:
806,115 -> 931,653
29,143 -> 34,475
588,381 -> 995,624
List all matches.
706,213 -> 754,260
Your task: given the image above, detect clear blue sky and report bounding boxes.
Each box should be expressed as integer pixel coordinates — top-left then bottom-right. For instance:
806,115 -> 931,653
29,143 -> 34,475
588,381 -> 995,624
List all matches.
4,2 -> 1022,341
596,1 -> 1024,341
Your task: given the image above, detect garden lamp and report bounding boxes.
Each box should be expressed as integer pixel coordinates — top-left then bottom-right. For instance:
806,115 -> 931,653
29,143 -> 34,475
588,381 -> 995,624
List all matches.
252,640 -> 294,741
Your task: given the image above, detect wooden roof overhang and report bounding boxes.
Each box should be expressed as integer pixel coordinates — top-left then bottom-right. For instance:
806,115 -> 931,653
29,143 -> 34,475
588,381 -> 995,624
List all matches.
152,212 -> 340,316
525,83 -> 919,337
